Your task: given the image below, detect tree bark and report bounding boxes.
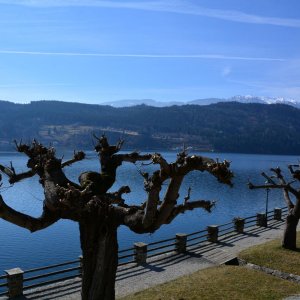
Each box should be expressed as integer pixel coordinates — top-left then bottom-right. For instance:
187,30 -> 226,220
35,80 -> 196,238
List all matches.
282,212 -> 299,250
79,216 -> 119,300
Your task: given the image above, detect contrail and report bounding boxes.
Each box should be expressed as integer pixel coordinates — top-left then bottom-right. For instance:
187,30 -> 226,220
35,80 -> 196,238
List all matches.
0,0 -> 300,28
0,50 -> 286,61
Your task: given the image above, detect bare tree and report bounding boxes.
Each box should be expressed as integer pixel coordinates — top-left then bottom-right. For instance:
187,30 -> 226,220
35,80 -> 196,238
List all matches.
248,165 -> 300,250
0,136 -> 233,300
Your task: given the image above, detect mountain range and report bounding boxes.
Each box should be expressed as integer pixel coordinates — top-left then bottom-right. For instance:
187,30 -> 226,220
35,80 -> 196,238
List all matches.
102,95 -> 300,108
0,100 -> 300,155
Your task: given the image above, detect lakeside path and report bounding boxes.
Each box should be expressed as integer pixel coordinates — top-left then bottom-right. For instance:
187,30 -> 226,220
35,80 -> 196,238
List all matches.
1,219 -> 297,300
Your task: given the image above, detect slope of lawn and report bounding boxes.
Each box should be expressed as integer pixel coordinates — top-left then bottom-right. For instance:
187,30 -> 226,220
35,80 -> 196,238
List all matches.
239,231 -> 300,275
119,265 -> 300,300
120,232 -> 300,299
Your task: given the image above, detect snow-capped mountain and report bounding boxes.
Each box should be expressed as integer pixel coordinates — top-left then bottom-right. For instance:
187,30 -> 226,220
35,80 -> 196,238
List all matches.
101,95 -> 300,108
101,99 -> 182,107
229,95 -> 300,106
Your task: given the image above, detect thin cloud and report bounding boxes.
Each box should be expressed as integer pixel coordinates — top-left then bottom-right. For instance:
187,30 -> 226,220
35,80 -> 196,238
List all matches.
0,83 -> 72,88
0,50 -> 286,61
1,0 -> 300,28
222,66 -> 232,77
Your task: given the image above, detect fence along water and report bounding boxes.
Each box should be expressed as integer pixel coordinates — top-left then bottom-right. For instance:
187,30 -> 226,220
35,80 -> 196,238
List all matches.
0,206 -> 288,298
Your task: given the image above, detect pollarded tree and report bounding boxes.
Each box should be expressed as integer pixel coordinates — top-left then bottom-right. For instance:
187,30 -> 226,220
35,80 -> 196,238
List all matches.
248,165 -> 300,250
0,136 -> 233,300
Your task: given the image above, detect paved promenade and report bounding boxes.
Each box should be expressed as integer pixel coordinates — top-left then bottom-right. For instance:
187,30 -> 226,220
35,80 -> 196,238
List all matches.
0,218 -> 295,300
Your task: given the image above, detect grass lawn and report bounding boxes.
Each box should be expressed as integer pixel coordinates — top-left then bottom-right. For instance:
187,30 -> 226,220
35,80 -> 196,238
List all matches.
119,265 -> 300,300
239,231 -> 300,275
120,232 -> 300,299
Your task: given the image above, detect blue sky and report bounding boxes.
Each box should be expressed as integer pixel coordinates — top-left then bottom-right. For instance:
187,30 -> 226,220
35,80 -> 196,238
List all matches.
0,0 -> 300,104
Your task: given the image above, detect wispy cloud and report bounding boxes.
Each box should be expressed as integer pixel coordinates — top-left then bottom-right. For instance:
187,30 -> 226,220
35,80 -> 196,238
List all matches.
1,0 -> 300,28
0,83 -> 72,88
221,66 -> 232,77
0,50 -> 287,61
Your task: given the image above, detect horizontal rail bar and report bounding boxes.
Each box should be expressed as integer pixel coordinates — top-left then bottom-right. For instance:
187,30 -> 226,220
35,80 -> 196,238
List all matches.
0,291 -> 7,296
187,241 -> 204,248
219,227 -> 234,234
219,230 -> 235,238
219,221 -> 234,228
186,229 -> 207,237
24,266 -> 80,282
24,259 -> 80,274
0,275 -> 6,280
24,273 -> 81,291
147,249 -> 175,259
0,282 -> 7,288
117,260 -> 135,267
147,236 -> 175,246
244,222 -> 257,228
245,219 -> 257,224
118,247 -> 135,254
148,242 -> 176,253
187,233 -> 208,242
118,253 -> 134,260
244,215 -> 257,221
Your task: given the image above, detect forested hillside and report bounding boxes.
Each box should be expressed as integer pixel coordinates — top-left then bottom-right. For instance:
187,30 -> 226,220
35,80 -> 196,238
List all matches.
0,100 -> 299,155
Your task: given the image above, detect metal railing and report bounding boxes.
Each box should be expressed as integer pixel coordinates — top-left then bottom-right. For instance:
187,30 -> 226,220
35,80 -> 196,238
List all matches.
0,206 -> 288,298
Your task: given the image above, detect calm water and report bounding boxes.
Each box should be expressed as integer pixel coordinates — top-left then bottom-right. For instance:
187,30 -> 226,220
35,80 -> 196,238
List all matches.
0,151 -> 297,273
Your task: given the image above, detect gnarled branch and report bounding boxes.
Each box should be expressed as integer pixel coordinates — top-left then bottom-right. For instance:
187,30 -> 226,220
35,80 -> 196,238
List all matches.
61,151 -> 86,168
165,199 -> 215,224
249,166 -> 300,217
140,153 -> 232,230
0,195 -> 59,232
0,164 -> 36,184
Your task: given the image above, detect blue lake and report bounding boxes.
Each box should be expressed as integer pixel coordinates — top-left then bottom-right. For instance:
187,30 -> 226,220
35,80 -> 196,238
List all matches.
0,151 -> 297,273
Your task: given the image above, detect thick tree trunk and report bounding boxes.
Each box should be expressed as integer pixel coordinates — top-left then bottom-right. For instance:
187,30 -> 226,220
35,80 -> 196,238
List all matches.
79,216 -> 119,300
282,212 -> 299,250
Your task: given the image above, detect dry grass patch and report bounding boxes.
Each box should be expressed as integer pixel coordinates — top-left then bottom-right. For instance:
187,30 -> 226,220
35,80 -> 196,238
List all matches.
119,265 -> 300,300
239,231 -> 300,275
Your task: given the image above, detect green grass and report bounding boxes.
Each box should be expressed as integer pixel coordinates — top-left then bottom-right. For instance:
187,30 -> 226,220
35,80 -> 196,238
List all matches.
120,233 -> 300,300
119,265 -> 300,300
239,231 -> 300,275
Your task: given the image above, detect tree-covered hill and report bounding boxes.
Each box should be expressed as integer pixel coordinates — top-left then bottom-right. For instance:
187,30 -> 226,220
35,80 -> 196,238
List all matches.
0,100 -> 299,155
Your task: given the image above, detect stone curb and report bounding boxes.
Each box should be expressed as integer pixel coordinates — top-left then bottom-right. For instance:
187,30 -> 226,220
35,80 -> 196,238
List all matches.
244,261 -> 300,284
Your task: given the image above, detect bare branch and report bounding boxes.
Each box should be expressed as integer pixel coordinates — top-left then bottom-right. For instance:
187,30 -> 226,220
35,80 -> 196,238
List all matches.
107,186 -> 131,206
0,164 -> 36,184
61,150 -> 86,168
153,176 -> 184,228
116,138 -> 124,151
165,199 -> 215,224
184,187 -> 191,205
140,153 -> 233,230
283,188 -> 295,210
0,195 -> 59,232
0,164 -> 15,178
261,172 -> 277,185
288,164 -> 300,182
115,152 -> 152,164
151,154 -> 233,186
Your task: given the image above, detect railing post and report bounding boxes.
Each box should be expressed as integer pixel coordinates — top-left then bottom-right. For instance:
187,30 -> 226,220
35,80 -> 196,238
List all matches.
233,218 -> 245,233
79,255 -> 83,277
207,225 -> 219,242
256,213 -> 267,227
274,208 -> 282,220
134,242 -> 147,264
175,233 -> 187,253
5,268 -> 24,298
